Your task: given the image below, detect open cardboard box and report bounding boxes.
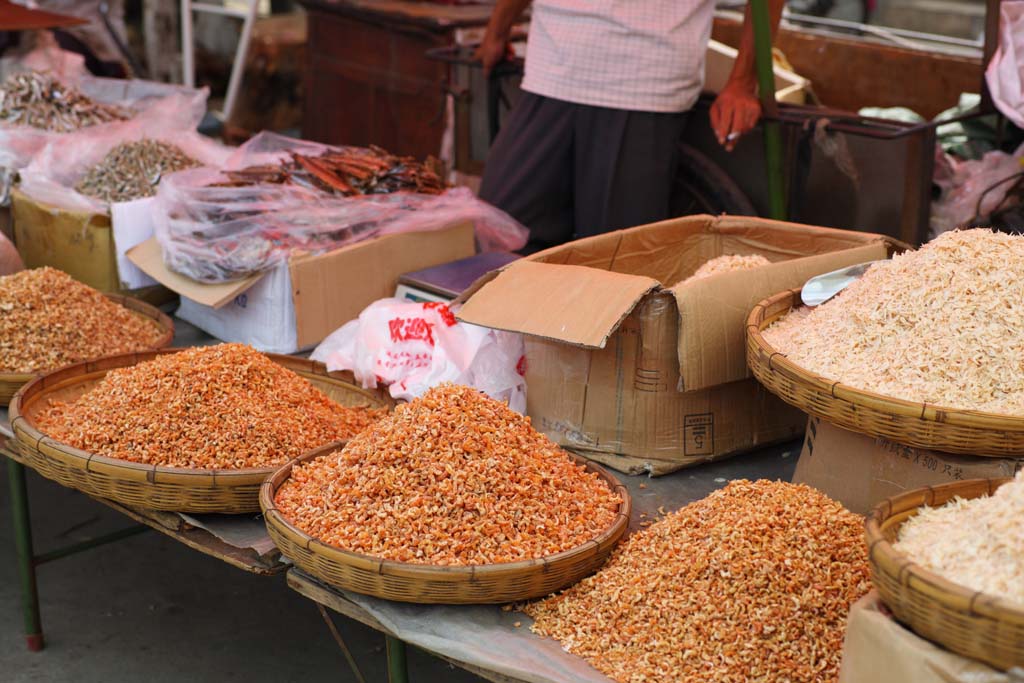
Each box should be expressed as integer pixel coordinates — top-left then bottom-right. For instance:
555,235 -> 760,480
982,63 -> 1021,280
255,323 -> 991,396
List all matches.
457,214 -> 897,475
704,39 -> 809,104
795,417 -> 1024,515
129,221 -> 476,353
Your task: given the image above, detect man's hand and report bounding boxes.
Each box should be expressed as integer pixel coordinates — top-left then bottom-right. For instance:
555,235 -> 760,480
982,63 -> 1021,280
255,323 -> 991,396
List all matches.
475,34 -> 512,78
710,79 -> 762,152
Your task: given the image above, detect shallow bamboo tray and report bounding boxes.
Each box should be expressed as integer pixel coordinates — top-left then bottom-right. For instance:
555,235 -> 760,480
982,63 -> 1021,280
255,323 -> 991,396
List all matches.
866,478 -> 1023,670
262,444 -> 632,604
9,351 -> 391,514
0,293 -> 173,406
747,289 -> 1024,456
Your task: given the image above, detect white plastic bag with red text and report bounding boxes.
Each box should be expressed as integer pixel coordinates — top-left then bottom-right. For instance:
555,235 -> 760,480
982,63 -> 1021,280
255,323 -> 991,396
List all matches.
311,299 -> 527,413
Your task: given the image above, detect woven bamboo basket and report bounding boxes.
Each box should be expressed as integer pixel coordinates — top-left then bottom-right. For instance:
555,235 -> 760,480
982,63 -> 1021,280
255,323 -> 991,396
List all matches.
0,293 -> 173,406
9,351 -> 392,514
261,444 -> 632,604
866,478 -> 1023,670
747,289 -> 1024,456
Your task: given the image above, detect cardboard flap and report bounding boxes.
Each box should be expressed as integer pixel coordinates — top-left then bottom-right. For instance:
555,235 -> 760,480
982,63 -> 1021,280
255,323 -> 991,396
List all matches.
126,237 -> 263,309
672,241 -> 889,391
456,261 -> 659,348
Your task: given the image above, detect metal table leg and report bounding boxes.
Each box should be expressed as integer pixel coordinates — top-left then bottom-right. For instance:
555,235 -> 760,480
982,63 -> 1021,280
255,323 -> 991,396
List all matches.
385,635 -> 409,683
8,459 -> 43,651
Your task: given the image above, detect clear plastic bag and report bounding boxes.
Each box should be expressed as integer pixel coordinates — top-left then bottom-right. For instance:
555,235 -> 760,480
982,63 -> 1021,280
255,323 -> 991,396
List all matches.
311,298 -> 527,412
0,46 -> 208,203
19,123 -> 233,214
153,132 -> 528,283
930,142 -> 1024,238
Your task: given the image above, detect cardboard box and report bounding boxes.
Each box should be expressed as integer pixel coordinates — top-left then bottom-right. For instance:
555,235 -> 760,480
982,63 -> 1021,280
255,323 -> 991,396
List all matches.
129,221 -> 476,353
839,591 -> 1013,683
457,214 -> 895,474
704,39 -> 809,105
795,417 -> 1024,514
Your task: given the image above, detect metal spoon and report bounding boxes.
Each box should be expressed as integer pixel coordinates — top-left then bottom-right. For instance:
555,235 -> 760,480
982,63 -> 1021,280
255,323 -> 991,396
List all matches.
801,260 -> 886,307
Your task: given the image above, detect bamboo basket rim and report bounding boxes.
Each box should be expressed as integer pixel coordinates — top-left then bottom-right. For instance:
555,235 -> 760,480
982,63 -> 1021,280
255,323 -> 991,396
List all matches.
866,477 -> 1024,624
261,442 -> 633,577
0,292 -> 174,396
9,349 -> 392,481
747,289 -> 1024,432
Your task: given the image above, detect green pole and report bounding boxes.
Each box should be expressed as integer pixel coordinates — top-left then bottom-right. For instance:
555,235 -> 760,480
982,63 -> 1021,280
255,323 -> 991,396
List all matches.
8,459 -> 44,651
385,635 -> 409,683
750,0 -> 787,220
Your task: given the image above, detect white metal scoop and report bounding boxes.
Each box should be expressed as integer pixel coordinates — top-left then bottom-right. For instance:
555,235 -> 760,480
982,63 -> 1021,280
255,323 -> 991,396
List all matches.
801,260 -> 885,307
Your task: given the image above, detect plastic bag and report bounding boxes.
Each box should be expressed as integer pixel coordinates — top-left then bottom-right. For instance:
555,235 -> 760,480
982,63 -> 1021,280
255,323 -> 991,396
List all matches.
0,45 -> 208,203
986,0 -> 1024,130
153,133 -> 528,283
19,123 -> 233,214
0,231 -> 23,276
311,298 -> 527,413
930,142 -> 1024,238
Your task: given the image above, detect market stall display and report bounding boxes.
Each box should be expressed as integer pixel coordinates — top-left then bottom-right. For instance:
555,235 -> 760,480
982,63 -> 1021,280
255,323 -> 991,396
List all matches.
262,383 -> 630,602
748,229 -> 1024,455
10,344 -> 391,513
523,479 -> 869,683
0,267 -> 172,404
866,478 -> 1024,670
151,132 -> 527,284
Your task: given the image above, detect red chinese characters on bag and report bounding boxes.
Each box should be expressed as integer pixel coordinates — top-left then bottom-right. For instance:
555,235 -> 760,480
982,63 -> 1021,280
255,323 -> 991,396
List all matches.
388,316 -> 436,347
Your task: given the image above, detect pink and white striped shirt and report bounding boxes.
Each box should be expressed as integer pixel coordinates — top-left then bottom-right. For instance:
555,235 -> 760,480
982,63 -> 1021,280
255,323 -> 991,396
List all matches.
521,0 -> 716,113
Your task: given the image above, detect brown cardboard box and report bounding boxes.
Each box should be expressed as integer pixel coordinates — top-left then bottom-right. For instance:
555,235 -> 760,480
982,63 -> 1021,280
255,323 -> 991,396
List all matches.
839,592 -> 1017,683
457,214 -> 896,474
795,417 -> 1024,514
129,221 -> 476,353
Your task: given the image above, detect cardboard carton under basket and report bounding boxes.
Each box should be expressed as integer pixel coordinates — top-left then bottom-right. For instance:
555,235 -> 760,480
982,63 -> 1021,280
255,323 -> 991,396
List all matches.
457,214 -> 897,475
11,188 -> 171,304
794,417 -> 1024,515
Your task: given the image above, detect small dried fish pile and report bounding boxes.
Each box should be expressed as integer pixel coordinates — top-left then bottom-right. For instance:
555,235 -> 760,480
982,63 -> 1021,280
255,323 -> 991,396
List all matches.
895,471 -> 1024,606
0,71 -> 130,132
274,383 -> 622,566
216,145 -> 446,196
36,344 -> 385,469
75,139 -> 200,203
0,267 -> 164,374
684,253 -> 771,283
524,480 -> 869,683
763,229 -> 1024,415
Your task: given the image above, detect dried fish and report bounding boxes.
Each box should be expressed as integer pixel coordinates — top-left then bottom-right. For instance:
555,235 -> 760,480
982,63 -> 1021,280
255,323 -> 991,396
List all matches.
0,71 -> 130,132
212,145 -> 447,196
75,139 -> 200,203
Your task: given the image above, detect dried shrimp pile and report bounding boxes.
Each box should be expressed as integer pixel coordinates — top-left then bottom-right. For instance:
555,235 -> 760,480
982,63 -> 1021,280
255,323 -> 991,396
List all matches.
684,253 -> 771,283
37,344 -> 385,469
0,71 -> 130,132
895,471 -> 1024,606
274,383 -> 622,566
76,139 -> 200,203
524,480 -> 869,683
0,267 -> 164,373
763,229 -> 1024,415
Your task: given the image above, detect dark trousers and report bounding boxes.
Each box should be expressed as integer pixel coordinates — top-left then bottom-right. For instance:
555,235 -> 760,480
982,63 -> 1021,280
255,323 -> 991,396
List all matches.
479,92 -> 687,250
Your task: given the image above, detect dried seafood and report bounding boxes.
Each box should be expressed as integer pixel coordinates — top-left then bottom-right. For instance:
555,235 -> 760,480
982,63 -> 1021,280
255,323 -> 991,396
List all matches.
274,383 -> 622,566
76,139 -> 200,203
684,253 -> 771,283
0,71 -> 130,132
524,480 -> 869,683
214,145 -> 446,196
895,471 -> 1024,606
763,229 -> 1024,415
0,267 -> 164,373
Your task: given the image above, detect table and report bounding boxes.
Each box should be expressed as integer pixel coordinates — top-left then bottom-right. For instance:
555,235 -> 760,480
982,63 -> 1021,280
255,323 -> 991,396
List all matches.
1,319 -> 287,652
288,443 -> 800,683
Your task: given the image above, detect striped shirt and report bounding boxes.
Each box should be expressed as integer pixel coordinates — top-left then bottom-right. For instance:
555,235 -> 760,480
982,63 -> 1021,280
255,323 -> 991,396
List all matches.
521,0 -> 716,113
